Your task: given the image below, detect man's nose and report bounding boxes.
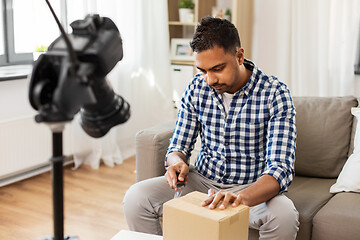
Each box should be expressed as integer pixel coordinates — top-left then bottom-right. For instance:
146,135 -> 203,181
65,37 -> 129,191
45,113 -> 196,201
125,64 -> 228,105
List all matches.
206,72 -> 218,86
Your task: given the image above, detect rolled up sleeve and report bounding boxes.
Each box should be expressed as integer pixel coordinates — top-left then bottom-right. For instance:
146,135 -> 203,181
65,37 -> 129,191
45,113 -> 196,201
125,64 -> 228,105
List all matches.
165,80 -> 200,166
262,87 -> 296,193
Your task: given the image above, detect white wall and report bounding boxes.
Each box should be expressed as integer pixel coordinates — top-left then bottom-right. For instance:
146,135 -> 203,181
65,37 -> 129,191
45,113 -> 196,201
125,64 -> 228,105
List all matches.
0,78 -> 73,184
0,78 -> 35,121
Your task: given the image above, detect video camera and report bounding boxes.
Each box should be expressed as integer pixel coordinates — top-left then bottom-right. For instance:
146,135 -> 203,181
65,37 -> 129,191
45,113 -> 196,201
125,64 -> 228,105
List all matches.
29,14 -> 130,138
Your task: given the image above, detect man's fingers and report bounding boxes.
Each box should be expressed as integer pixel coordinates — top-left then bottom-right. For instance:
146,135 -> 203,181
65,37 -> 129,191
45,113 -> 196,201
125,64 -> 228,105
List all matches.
232,194 -> 243,207
201,193 -> 215,207
208,191 -> 226,209
178,167 -> 188,182
164,172 -> 173,189
202,190 -> 239,210
208,188 -> 216,197
219,192 -> 236,210
171,170 -> 178,187
167,162 -> 188,184
164,170 -> 177,189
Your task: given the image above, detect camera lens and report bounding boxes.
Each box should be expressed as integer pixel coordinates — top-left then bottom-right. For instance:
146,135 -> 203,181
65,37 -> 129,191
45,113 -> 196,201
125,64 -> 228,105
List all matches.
79,78 -> 130,138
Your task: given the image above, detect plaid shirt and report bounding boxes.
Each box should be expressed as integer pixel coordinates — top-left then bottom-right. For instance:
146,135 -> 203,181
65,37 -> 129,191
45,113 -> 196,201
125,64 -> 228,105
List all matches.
166,59 -> 296,193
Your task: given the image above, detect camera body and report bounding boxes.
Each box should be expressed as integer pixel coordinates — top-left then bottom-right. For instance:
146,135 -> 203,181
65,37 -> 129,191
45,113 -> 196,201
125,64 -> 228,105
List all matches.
29,14 -> 130,138
52,14 -> 123,77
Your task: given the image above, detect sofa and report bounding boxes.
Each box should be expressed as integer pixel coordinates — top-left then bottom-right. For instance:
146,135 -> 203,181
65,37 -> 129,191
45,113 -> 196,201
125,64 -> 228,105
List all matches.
135,96 -> 360,240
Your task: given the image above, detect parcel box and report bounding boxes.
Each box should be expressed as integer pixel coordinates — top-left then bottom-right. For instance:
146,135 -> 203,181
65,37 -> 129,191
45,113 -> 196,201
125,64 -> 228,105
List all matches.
163,191 -> 249,240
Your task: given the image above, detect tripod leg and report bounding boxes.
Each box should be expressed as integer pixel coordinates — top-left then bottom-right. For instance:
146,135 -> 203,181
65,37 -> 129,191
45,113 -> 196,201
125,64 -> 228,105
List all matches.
52,132 -> 64,240
39,124 -> 79,240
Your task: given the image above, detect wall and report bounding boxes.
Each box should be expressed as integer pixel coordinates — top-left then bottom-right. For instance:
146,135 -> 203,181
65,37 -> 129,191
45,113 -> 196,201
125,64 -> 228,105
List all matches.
0,78 -> 34,121
0,78 -> 72,185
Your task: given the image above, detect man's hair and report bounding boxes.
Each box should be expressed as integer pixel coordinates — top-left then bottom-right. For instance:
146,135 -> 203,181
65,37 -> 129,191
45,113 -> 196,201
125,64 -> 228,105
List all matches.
190,16 -> 241,54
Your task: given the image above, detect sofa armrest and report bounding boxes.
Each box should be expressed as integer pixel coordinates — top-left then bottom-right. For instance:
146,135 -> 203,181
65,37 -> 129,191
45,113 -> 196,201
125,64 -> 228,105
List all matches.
135,120 -> 176,182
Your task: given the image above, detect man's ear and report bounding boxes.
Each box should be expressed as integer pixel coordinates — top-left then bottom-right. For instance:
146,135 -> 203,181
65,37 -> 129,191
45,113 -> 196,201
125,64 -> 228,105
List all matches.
236,48 -> 245,65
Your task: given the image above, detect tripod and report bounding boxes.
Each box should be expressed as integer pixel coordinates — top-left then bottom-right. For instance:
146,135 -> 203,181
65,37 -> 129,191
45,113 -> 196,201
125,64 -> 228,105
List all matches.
39,123 -> 78,240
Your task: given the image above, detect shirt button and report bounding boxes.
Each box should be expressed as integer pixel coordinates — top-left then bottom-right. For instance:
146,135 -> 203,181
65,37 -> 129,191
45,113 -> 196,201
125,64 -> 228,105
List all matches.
225,143 -> 229,146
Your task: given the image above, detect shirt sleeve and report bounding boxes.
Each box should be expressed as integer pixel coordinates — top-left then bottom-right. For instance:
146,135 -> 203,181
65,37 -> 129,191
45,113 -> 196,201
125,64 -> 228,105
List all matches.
262,85 -> 297,193
165,79 -> 200,166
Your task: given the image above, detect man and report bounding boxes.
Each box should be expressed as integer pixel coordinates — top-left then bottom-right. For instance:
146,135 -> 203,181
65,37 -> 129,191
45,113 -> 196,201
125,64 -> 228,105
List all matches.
124,17 -> 299,239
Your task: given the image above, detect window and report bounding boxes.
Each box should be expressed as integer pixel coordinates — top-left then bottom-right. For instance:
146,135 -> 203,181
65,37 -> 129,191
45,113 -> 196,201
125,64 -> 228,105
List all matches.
0,0 -> 6,63
0,0 -> 66,66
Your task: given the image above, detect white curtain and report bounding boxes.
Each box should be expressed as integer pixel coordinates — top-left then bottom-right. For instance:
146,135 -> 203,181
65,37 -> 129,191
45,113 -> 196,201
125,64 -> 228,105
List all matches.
69,0 -> 175,168
251,0 -> 360,97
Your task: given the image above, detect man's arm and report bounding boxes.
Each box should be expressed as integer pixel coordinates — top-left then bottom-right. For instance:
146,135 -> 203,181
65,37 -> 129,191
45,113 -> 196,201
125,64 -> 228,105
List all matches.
165,78 -> 200,189
202,174 -> 280,209
235,174 -> 280,206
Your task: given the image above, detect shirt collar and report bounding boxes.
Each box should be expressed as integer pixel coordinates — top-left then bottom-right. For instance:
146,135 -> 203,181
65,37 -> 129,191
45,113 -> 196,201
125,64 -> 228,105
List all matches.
233,59 -> 257,98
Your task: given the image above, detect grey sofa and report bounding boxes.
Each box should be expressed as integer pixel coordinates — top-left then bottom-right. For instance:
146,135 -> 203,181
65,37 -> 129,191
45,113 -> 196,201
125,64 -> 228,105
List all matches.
135,96 -> 360,240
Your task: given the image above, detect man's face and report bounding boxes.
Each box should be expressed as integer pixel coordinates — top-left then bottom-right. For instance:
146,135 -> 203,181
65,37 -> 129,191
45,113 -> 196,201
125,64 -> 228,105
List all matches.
195,45 -> 246,94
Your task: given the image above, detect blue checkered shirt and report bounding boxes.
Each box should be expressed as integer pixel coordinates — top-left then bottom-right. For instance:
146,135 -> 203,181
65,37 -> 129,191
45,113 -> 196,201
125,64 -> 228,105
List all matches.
166,59 -> 296,193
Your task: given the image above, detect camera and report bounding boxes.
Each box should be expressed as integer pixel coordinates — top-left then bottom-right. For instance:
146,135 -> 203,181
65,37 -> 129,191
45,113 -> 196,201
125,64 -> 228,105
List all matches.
29,14 -> 130,138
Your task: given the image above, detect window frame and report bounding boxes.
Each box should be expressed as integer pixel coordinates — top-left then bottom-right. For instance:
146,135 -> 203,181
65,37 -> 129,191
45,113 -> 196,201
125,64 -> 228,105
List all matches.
4,0 -> 33,65
0,0 -> 68,67
0,0 -> 7,65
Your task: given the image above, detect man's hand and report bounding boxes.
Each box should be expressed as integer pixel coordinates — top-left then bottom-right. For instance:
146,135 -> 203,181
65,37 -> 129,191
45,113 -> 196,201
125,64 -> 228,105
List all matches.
201,175 -> 281,209
165,152 -> 189,189
201,189 -> 244,210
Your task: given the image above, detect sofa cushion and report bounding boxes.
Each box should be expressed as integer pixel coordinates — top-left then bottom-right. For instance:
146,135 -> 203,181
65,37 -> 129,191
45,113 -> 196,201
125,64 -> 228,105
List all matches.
284,176 -> 336,240
135,120 -> 176,182
293,96 -> 358,178
312,192 -> 360,240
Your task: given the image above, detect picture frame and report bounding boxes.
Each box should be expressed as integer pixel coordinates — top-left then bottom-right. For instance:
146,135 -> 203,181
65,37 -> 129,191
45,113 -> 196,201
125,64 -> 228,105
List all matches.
170,38 -> 194,61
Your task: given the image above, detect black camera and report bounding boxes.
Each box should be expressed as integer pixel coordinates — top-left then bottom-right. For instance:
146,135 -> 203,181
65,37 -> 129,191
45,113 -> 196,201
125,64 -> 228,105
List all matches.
29,14 -> 130,138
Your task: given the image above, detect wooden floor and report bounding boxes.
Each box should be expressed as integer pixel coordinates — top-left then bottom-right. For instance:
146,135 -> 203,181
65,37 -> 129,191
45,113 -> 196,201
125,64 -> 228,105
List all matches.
0,156 -> 136,240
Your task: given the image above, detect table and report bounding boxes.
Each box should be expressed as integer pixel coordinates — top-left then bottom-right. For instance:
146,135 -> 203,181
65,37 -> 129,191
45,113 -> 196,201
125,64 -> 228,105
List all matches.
111,230 -> 163,240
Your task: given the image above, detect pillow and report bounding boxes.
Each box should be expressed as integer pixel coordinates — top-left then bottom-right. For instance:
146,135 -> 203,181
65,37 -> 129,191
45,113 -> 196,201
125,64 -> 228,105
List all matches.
330,107 -> 360,193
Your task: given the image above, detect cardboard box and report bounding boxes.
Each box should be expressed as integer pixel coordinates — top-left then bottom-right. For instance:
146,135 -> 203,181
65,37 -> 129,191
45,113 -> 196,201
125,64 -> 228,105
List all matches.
163,191 -> 249,240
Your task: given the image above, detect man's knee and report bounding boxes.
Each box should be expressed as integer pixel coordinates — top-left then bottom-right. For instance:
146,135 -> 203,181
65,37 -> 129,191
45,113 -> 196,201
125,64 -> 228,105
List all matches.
270,203 -> 299,231
123,178 -> 168,234
265,195 -> 299,239
123,181 -> 146,219
123,176 -> 170,219
268,195 -> 298,222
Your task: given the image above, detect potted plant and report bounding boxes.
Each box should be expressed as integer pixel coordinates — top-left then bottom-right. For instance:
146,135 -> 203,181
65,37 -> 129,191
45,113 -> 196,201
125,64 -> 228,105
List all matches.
33,45 -> 48,61
178,0 -> 195,23
224,8 -> 231,21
